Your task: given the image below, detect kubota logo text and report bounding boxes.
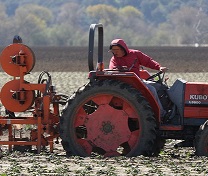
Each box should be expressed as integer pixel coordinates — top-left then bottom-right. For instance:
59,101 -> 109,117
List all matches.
190,94 -> 208,100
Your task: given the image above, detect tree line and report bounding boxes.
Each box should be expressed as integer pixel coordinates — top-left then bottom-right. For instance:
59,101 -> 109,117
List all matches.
0,0 -> 208,46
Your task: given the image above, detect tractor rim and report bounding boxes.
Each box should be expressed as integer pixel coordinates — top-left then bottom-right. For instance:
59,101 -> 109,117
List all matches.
73,94 -> 141,156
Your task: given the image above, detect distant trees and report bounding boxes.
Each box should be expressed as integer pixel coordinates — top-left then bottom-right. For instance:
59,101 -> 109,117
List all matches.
13,4 -> 53,45
140,0 -> 165,24
159,6 -> 208,45
50,2 -> 88,46
86,4 -> 118,26
0,3 -> 14,44
0,1 -> 208,46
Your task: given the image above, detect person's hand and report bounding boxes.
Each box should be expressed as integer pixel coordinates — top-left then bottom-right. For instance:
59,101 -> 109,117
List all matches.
160,66 -> 168,73
112,66 -> 119,70
121,66 -> 128,71
114,66 -> 128,71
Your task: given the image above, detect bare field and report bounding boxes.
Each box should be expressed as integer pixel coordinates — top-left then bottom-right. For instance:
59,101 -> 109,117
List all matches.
0,46 -> 207,72
0,46 -> 208,175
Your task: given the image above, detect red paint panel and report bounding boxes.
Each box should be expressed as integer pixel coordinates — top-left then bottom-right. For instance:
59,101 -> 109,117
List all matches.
184,82 -> 208,118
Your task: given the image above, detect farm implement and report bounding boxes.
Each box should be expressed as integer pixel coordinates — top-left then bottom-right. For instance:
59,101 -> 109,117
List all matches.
1,23 -> 208,157
0,43 -> 68,153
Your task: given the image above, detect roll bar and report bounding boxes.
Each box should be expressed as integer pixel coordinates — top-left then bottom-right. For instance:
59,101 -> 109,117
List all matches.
88,23 -> 103,71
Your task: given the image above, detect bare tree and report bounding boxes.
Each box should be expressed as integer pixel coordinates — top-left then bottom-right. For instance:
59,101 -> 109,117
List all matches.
194,0 -> 208,45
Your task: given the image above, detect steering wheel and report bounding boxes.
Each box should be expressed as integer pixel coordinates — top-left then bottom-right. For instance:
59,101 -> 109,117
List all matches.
146,70 -> 164,84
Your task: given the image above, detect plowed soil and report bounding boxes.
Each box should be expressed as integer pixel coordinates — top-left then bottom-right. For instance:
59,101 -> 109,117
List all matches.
0,46 -> 206,72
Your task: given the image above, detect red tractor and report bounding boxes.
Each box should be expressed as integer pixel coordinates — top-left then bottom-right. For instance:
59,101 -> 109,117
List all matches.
0,24 -> 207,158
59,24 -> 208,157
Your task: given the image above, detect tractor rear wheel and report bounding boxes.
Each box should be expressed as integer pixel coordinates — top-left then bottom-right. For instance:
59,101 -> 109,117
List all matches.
195,120 -> 208,156
60,80 -> 157,157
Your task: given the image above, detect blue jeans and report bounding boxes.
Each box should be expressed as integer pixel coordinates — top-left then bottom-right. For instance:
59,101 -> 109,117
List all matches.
143,80 -> 166,117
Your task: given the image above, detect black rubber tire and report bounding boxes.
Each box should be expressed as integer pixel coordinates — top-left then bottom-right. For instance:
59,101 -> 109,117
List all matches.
152,136 -> 166,156
195,120 -> 208,156
60,79 -> 158,157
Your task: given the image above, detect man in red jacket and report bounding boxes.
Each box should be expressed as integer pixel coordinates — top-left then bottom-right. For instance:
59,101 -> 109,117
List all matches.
109,38 -> 168,117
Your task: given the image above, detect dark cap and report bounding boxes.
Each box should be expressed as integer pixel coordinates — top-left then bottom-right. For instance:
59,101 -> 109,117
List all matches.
13,35 -> 22,43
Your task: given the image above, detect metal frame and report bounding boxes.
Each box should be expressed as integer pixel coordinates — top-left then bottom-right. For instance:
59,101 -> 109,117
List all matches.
88,23 -> 103,71
0,44 -> 64,153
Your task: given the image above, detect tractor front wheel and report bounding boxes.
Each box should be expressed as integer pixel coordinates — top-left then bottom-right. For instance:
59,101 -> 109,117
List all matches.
60,80 -> 157,157
195,120 -> 208,156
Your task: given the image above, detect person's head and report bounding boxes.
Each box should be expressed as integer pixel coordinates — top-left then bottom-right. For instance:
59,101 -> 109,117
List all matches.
109,39 -> 128,57
110,45 -> 126,57
13,35 -> 22,43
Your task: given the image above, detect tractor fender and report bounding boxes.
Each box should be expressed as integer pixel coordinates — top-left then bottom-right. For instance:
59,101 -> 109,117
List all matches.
91,71 -> 160,123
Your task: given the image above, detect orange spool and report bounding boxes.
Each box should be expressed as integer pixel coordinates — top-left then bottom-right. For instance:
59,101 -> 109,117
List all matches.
1,79 -> 35,112
0,43 -> 35,77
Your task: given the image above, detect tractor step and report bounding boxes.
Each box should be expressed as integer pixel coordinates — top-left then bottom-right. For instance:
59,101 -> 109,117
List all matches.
159,125 -> 183,131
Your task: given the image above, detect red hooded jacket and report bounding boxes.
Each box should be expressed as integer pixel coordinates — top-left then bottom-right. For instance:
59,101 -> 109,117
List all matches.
109,39 -> 161,77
